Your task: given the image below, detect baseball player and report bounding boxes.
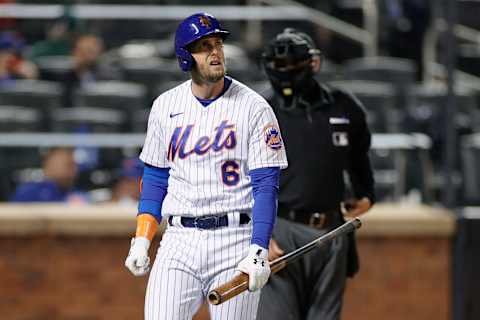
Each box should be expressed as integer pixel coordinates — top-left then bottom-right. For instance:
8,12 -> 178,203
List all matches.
124,13 -> 288,320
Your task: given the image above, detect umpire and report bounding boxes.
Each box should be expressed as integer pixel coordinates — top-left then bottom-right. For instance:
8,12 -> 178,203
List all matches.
256,29 -> 375,320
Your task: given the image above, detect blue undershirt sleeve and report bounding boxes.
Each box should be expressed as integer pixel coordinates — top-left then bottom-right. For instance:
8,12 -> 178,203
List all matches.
249,167 -> 280,249
138,163 -> 169,224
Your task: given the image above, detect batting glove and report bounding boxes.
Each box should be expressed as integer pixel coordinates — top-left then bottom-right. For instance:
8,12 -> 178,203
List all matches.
125,237 -> 151,276
236,244 -> 271,291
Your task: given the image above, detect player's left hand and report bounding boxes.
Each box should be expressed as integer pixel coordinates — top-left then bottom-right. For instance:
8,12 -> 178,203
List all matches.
342,197 -> 372,218
236,244 -> 271,291
125,237 -> 151,276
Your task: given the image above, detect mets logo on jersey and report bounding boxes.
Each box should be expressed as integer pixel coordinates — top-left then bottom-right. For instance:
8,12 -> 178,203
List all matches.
167,120 -> 237,161
199,16 -> 211,28
264,124 -> 283,150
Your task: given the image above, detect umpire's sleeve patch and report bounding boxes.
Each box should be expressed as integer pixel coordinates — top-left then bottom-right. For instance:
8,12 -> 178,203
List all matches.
263,124 -> 283,150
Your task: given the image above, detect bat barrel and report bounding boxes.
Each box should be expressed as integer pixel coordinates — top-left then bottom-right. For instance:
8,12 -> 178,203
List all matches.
207,272 -> 249,305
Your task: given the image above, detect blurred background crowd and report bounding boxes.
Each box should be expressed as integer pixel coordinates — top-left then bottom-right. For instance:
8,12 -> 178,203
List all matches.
0,0 -> 479,208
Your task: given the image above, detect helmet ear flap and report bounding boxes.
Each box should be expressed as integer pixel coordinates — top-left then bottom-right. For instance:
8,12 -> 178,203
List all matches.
177,47 -> 194,72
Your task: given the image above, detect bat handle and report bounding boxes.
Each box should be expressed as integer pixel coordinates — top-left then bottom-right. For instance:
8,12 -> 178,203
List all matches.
207,273 -> 249,305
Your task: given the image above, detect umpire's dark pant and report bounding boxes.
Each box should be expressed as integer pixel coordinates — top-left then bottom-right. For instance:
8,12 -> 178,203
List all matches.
256,217 -> 348,320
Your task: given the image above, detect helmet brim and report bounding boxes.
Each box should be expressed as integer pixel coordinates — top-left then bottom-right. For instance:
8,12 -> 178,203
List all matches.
184,29 -> 230,49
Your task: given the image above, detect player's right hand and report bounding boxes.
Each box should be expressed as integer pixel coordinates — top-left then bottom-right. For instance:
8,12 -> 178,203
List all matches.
125,237 -> 151,276
236,244 -> 271,291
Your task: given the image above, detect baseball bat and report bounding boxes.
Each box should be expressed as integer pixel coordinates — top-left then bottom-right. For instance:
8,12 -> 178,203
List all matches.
207,218 -> 362,305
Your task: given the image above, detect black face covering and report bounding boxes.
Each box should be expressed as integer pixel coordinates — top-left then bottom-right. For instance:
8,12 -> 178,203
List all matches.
265,62 -> 316,103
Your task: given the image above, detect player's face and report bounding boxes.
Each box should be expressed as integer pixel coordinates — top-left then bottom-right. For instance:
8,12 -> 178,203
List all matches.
189,35 -> 226,83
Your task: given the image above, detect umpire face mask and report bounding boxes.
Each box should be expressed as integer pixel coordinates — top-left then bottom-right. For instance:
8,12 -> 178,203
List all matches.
263,31 -> 318,104
264,58 -> 315,100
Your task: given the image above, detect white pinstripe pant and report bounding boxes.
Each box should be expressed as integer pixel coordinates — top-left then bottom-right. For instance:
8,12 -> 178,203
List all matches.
145,218 -> 260,320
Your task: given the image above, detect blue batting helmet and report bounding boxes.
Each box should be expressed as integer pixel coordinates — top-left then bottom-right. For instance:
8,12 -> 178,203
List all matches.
174,13 -> 229,72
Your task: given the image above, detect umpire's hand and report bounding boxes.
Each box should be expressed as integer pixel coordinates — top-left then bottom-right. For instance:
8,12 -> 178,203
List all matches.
125,237 -> 151,276
342,197 -> 372,218
268,238 -> 284,261
236,244 -> 271,291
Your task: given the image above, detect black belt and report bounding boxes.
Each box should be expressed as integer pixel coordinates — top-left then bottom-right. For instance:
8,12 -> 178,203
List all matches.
168,213 -> 251,229
279,206 -> 342,230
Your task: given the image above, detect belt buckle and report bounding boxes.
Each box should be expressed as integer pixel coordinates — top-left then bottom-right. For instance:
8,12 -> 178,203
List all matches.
194,216 -> 219,229
309,212 -> 326,229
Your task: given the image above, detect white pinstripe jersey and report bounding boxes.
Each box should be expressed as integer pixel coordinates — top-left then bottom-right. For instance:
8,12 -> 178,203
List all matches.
140,78 -> 288,217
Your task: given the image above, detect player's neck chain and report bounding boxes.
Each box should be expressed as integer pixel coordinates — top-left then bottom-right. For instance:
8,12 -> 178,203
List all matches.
168,120 -> 237,161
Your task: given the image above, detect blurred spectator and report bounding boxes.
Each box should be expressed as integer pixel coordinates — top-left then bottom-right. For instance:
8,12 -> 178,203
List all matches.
381,0 -> 431,81
0,36 -> 15,85
110,157 -> 143,204
62,33 -> 120,107
27,7 -> 80,62
0,0 -> 17,30
9,147 -> 86,202
70,34 -> 105,84
0,31 -> 38,83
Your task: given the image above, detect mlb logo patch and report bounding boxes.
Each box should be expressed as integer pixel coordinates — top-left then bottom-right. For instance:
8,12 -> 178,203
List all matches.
264,124 -> 283,150
332,132 -> 349,146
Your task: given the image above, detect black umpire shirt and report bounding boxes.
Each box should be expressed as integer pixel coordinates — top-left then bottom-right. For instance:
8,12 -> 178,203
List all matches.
267,81 -> 375,215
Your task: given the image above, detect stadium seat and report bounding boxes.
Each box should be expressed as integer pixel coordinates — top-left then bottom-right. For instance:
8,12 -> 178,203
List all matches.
223,43 -> 262,82
343,56 -> 417,85
122,57 -> 188,99
407,84 -> 476,117
73,81 -> 148,111
50,106 -> 126,133
328,80 -> 401,132
0,105 -> 42,132
371,133 -> 434,202
370,148 -> 406,201
154,80 -> 185,97
315,60 -> 342,83
0,107 -> 43,197
0,79 -> 63,109
122,57 -> 187,82
131,108 -> 150,133
406,84 -> 476,163
343,56 -> 417,111
35,55 -> 74,82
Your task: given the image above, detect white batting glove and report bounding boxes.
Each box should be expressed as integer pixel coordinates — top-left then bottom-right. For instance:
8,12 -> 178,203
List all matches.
125,237 -> 151,276
236,244 -> 271,291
